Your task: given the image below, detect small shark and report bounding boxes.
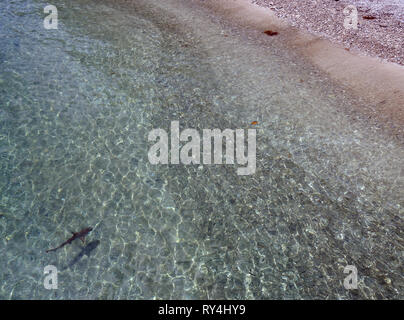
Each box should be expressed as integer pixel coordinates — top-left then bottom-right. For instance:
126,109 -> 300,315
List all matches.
46,227 -> 93,253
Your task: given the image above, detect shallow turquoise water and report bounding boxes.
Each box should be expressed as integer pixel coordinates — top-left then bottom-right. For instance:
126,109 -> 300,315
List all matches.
0,0 -> 402,299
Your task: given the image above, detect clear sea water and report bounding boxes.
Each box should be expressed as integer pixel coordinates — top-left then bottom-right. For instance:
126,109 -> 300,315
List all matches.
0,0 -> 402,299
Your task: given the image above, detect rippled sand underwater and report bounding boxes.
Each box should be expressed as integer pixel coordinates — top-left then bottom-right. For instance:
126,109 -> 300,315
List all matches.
0,0 -> 402,299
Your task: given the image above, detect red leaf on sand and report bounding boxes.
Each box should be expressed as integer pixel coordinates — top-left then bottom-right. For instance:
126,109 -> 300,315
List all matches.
363,15 -> 376,20
263,30 -> 278,36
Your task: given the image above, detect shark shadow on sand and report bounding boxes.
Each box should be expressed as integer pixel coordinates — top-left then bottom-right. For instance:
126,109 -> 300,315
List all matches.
62,240 -> 100,271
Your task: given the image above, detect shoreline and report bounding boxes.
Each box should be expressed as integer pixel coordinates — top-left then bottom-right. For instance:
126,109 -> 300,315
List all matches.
193,0 -> 404,141
252,0 -> 404,66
